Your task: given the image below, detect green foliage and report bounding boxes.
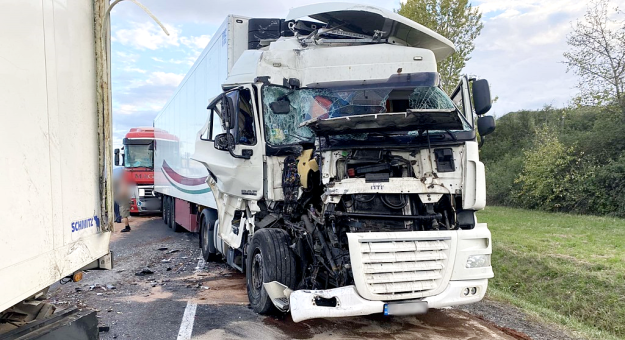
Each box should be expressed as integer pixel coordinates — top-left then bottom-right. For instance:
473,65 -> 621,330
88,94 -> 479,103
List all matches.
482,105 -> 625,217
397,0 -> 483,93
515,127 -> 586,211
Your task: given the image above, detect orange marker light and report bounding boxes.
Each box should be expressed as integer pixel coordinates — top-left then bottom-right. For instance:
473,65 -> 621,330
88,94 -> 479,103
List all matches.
72,271 -> 83,282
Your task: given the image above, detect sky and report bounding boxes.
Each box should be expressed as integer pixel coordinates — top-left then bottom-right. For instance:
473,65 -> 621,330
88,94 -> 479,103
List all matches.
109,0 -> 624,147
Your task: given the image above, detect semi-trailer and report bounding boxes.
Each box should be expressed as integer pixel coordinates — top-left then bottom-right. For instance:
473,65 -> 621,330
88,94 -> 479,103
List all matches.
1,0 -> 117,337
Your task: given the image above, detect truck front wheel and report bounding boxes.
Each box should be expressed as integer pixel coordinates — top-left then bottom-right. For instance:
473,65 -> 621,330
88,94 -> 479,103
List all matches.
246,228 -> 296,314
200,209 -> 218,261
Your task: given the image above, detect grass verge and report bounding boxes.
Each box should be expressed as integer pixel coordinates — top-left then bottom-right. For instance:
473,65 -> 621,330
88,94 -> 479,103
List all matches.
479,206 -> 625,340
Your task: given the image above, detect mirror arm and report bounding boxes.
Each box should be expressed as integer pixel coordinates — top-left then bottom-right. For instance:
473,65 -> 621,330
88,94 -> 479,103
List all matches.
227,147 -> 251,160
479,135 -> 486,148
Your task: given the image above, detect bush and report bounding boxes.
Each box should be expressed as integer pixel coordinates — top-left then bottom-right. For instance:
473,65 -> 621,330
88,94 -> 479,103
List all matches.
482,105 -> 625,217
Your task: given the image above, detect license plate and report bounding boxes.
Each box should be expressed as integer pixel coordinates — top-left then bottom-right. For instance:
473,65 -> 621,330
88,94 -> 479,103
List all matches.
384,301 -> 428,316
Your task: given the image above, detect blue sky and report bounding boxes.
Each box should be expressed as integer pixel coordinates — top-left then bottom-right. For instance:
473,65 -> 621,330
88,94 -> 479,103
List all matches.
109,0 -> 623,147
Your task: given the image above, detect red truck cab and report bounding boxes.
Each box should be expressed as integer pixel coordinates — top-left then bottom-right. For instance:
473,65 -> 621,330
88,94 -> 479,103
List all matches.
114,127 -> 163,213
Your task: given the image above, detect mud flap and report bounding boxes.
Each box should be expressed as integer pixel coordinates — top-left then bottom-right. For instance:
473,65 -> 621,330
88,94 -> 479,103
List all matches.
263,281 -> 293,312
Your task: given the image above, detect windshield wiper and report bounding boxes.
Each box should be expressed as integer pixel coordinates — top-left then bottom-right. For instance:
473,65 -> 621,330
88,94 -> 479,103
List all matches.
440,129 -> 458,141
285,133 -> 313,143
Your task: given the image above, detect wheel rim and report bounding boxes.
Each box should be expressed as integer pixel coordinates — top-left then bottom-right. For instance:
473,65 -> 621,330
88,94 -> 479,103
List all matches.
251,252 -> 263,291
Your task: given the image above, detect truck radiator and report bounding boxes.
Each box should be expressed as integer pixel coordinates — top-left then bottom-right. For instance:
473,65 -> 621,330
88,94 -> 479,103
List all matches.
350,237 -> 452,300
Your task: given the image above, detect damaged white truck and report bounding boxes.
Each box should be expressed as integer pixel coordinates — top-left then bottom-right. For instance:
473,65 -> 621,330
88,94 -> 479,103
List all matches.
154,3 -> 496,322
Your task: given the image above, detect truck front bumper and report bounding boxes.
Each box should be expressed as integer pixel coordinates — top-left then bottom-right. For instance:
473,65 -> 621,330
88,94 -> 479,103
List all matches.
290,279 -> 488,322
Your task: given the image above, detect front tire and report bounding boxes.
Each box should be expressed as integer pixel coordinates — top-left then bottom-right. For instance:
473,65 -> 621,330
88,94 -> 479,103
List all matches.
200,209 -> 219,261
246,228 -> 296,314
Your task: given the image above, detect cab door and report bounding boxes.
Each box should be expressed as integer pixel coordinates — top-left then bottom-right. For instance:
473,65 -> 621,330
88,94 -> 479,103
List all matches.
192,85 -> 264,201
451,76 -> 475,127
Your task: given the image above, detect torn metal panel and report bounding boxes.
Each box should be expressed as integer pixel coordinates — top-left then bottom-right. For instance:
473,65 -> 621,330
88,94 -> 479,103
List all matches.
285,2 -> 455,61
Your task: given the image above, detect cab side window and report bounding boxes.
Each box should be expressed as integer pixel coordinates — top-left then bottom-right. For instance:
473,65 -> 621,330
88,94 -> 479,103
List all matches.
236,89 -> 256,145
212,107 -> 224,138
201,99 -> 224,141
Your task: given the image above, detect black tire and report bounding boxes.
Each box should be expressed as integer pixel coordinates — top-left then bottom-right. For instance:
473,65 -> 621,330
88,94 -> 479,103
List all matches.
164,197 -> 171,227
246,228 -> 296,314
169,198 -> 182,232
161,196 -> 166,223
200,209 -> 219,261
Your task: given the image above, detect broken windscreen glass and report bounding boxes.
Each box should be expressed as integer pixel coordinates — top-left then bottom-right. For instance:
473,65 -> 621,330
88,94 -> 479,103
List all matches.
262,82 -> 470,146
409,87 -> 456,110
262,86 -> 315,146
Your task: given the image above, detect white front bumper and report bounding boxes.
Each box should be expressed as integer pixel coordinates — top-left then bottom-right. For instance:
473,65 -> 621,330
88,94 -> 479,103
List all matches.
290,279 -> 489,322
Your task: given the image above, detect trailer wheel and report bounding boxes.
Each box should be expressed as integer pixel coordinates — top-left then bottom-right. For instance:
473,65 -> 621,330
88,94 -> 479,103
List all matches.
164,197 -> 171,227
169,198 -> 181,232
161,196 -> 167,223
246,228 -> 296,314
200,209 -> 218,261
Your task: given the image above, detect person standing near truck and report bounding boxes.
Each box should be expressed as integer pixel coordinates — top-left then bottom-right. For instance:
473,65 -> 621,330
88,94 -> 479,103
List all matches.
114,166 -> 132,232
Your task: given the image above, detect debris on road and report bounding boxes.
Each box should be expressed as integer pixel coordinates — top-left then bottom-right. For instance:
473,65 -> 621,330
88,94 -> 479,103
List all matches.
135,268 -> 154,276
157,247 -> 168,251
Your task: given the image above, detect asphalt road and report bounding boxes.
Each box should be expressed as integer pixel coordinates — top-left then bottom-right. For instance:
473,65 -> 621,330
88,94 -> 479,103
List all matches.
47,216 -> 572,340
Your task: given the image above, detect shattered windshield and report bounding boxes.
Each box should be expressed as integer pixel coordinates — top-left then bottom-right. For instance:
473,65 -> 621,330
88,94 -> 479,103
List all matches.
262,76 -> 470,146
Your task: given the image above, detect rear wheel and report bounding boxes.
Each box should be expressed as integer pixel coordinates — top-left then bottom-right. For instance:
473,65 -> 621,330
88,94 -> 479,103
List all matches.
169,198 -> 181,232
161,197 -> 167,223
164,197 -> 171,227
246,228 -> 296,314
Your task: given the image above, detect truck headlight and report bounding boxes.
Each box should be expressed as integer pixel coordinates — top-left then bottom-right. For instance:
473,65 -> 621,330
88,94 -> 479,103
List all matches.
466,254 -> 491,268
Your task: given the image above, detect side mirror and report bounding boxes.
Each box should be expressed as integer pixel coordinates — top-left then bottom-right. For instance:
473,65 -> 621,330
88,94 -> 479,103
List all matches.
114,148 -> 120,166
225,91 -> 239,130
214,133 -> 230,151
477,115 -> 496,137
270,99 -> 291,114
472,79 -> 492,115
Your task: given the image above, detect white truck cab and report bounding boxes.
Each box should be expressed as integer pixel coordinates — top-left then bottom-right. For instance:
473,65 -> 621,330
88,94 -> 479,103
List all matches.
155,2 -> 495,322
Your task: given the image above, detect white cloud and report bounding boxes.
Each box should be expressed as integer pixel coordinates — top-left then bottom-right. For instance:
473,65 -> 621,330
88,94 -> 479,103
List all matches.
118,104 -> 139,115
122,67 -> 147,73
145,71 -> 184,87
180,34 -> 211,49
115,21 -> 180,50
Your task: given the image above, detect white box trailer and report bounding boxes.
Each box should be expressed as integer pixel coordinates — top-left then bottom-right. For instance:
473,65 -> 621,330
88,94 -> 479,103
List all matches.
0,0 -> 114,335
155,3 -> 496,322
154,15 -> 250,232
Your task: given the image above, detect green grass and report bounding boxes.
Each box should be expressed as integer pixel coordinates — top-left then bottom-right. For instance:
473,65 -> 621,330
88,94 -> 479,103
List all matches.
479,206 -> 625,340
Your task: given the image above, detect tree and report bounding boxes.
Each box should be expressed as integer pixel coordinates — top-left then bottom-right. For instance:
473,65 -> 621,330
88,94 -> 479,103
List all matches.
564,0 -> 625,118
397,0 -> 483,94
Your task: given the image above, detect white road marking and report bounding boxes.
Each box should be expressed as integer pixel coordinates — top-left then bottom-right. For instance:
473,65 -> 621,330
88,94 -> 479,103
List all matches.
177,301 -> 197,340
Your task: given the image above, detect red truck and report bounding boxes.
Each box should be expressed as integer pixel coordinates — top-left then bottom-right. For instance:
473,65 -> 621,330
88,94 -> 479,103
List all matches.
114,127 -> 176,214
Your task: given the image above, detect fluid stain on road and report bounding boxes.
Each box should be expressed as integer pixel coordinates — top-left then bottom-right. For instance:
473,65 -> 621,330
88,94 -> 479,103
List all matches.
259,307 -> 514,340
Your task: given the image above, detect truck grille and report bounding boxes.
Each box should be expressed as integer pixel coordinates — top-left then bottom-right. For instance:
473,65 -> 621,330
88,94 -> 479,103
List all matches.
138,186 -> 154,197
352,237 -> 452,300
